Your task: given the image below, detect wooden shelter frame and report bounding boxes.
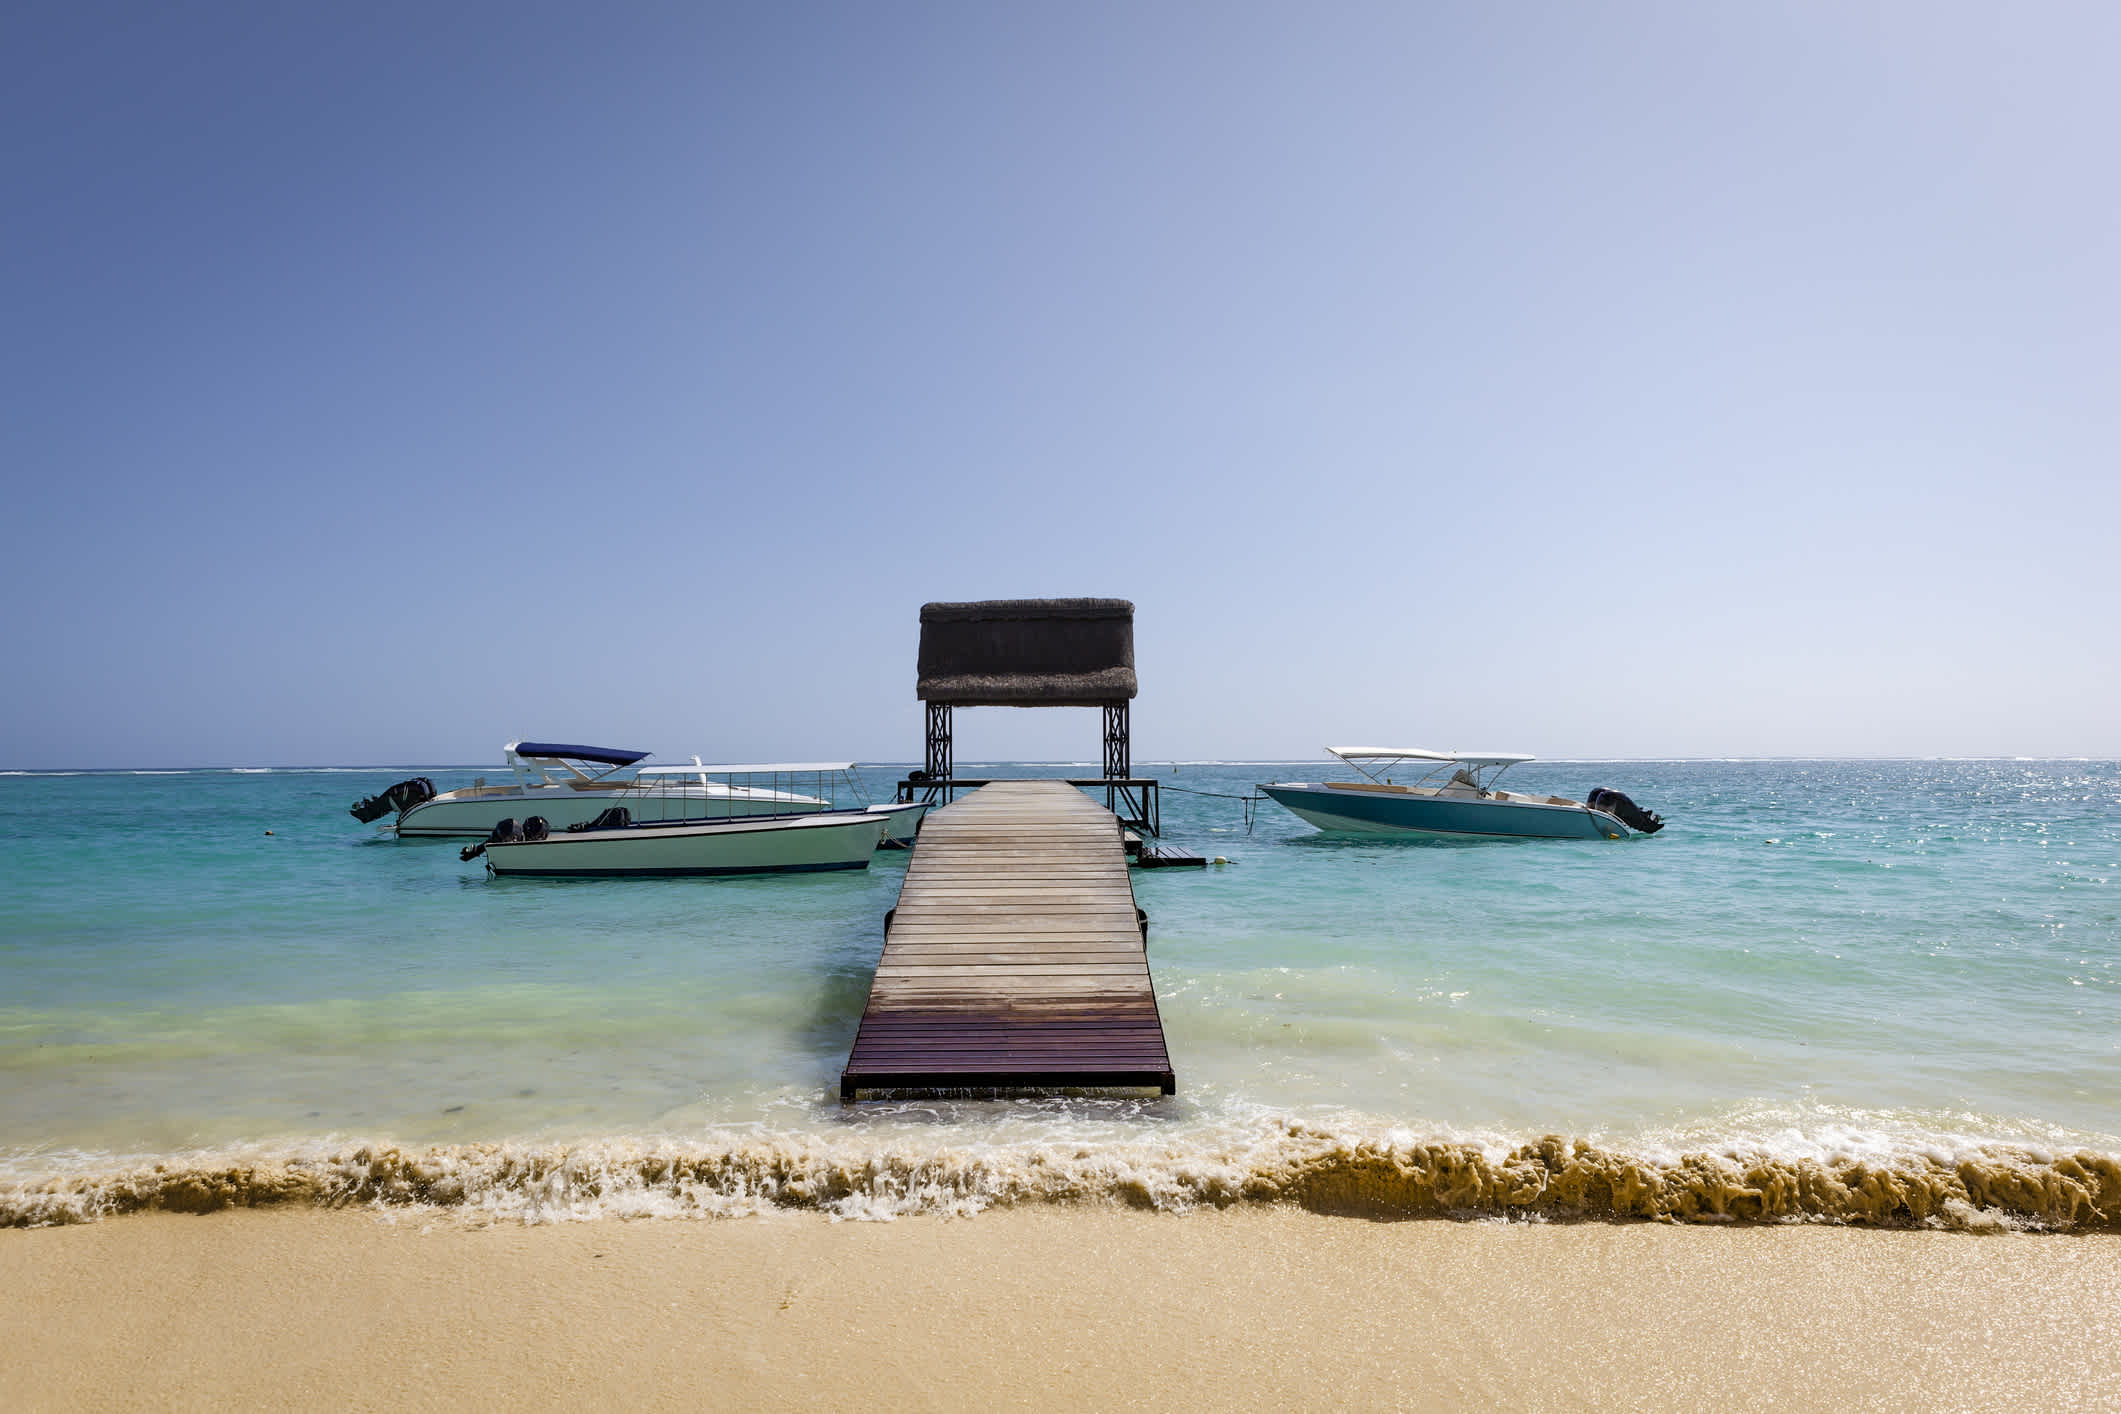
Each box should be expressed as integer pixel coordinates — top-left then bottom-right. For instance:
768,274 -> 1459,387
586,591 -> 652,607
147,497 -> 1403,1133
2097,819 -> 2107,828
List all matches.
900,599 -> 1157,835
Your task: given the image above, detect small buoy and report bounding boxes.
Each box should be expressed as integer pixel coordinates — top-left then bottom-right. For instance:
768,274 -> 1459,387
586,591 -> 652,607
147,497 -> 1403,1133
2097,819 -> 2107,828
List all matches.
1212,856 -> 1228,865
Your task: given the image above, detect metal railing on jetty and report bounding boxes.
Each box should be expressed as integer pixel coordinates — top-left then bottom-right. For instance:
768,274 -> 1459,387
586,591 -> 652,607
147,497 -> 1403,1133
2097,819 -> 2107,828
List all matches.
897,775 -> 1160,838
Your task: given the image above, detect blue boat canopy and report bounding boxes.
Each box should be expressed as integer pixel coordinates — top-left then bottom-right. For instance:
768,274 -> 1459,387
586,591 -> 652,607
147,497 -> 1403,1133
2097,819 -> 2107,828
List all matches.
508,742 -> 649,767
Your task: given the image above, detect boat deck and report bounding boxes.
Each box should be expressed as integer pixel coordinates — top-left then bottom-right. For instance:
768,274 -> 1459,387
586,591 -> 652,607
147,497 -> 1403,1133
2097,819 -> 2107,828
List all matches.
840,780 -> 1175,1100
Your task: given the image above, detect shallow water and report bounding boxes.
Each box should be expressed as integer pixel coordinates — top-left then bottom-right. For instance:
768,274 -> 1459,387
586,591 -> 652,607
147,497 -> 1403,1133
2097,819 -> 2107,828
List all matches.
2,760 -> 2116,1225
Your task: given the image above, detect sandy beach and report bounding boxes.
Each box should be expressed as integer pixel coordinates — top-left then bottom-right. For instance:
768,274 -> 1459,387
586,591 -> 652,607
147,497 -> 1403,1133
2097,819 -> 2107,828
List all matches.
5,1208 -> 2116,1411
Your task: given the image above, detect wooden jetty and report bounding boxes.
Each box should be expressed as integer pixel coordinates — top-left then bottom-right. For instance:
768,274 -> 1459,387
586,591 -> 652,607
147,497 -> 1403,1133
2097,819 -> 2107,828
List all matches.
841,780 -> 1175,1100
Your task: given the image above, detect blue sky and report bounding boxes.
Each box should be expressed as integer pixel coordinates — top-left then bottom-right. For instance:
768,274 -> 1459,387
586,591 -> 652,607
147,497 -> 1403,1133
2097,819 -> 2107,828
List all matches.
4,1 -> 2115,767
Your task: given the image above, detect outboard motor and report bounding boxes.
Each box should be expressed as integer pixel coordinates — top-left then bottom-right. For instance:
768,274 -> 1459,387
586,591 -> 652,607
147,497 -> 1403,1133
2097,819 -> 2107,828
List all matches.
1587,788 -> 1665,835
349,777 -> 436,824
567,807 -> 631,832
459,816 -> 521,862
519,815 -> 549,842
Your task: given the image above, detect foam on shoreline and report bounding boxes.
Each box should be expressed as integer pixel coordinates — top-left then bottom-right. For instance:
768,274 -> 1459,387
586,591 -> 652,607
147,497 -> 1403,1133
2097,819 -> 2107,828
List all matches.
8,1122 -> 2117,1231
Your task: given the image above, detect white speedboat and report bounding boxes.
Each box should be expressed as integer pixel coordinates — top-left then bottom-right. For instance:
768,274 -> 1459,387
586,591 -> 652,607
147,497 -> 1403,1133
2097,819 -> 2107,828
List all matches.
465,809 -> 890,877
362,743 -> 831,838
1259,748 -> 1665,840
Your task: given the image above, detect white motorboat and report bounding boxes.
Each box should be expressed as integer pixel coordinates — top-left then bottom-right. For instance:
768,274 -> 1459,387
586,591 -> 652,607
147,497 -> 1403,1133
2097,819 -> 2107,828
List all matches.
465,809 -> 890,877
1258,748 -> 1666,840
355,743 -> 831,838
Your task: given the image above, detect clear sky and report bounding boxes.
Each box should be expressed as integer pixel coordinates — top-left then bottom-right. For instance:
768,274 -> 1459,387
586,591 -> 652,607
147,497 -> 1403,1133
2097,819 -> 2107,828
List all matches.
4,1 -> 2115,767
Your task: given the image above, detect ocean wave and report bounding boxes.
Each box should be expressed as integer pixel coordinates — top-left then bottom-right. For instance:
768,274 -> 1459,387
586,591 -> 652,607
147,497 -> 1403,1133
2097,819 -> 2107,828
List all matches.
7,1123 -> 2116,1231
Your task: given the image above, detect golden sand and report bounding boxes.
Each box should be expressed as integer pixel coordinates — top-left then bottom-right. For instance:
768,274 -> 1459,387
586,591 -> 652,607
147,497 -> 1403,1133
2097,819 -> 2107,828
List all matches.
4,1208 -> 2118,1410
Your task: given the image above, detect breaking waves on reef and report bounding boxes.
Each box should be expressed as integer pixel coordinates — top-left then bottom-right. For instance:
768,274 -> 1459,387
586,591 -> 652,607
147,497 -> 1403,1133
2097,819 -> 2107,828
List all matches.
8,1116 -> 2118,1232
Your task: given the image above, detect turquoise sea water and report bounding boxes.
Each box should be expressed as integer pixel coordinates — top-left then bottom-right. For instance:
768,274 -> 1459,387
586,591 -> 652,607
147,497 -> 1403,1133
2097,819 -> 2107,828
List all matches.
3,760 -> 2116,1226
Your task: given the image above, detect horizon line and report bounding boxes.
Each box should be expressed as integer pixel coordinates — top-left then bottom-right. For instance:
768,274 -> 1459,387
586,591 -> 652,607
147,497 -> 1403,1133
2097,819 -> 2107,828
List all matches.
5,755 -> 2120,773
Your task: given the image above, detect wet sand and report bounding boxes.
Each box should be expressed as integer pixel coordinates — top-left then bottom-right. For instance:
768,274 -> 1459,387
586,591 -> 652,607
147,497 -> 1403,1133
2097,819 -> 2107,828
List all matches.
4,1207 -> 2117,1410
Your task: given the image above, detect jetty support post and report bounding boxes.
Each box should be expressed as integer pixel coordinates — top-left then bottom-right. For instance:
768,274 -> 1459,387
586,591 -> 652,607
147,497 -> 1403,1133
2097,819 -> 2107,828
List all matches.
1102,701 -> 1130,819
923,702 -> 953,804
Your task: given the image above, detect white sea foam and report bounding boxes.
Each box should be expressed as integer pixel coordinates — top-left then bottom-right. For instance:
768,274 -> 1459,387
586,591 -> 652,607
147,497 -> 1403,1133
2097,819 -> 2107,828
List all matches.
6,1114 -> 2115,1231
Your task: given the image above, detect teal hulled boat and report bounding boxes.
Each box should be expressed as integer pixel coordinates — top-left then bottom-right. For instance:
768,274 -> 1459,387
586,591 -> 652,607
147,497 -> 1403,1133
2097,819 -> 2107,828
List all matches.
1258,748 -> 1665,840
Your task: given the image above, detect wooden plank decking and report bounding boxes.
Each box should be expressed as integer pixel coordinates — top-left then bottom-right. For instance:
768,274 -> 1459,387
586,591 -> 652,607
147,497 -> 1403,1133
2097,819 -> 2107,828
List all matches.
840,780 -> 1175,1100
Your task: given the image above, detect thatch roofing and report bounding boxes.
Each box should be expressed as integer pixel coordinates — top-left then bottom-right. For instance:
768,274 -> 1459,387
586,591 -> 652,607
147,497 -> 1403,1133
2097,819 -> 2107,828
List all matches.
917,598 -> 1137,705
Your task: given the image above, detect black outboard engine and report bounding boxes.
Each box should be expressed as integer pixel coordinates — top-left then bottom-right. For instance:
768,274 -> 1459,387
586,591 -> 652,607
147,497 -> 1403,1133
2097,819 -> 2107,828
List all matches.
350,777 -> 436,824
519,815 -> 549,842
567,807 -> 631,832
1587,788 -> 1665,835
460,817 -> 522,862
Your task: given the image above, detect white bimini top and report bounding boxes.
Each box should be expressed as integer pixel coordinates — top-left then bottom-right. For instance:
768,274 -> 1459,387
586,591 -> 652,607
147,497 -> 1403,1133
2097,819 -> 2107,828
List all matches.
1327,747 -> 1534,767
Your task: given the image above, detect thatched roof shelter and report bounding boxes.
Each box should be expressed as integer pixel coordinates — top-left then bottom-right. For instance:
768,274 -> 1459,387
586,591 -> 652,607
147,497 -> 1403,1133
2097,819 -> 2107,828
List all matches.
917,599 -> 1136,706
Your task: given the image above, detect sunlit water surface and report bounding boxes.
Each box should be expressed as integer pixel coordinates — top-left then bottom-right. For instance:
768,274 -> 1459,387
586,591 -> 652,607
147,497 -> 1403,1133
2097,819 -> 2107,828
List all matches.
2,760 -> 2115,1223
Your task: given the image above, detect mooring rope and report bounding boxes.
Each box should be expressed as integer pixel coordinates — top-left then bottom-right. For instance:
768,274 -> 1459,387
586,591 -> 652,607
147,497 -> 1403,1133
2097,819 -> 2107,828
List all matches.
1157,783 -> 1274,833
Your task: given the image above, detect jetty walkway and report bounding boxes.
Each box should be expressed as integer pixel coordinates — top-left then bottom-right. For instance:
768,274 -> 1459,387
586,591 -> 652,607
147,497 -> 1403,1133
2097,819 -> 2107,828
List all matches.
840,780 -> 1175,1100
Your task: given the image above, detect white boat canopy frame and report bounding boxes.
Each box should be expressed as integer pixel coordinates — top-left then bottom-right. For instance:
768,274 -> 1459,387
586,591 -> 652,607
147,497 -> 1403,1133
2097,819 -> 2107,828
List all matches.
635,760 -> 876,813
1325,747 -> 1536,792
637,762 -> 858,776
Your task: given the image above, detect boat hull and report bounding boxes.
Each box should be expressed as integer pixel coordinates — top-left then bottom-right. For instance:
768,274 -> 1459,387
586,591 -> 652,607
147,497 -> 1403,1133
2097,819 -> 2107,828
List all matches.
867,801 -> 928,847
397,787 -> 826,838
1258,784 -> 1629,840
481,810 -> 889,876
